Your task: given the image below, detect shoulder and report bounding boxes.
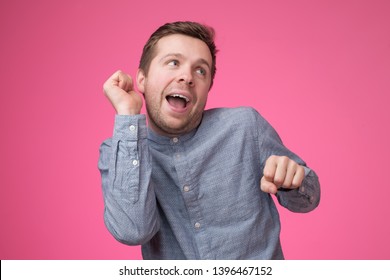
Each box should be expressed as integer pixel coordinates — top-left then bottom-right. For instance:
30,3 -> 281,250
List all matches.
203,107 -> 266,126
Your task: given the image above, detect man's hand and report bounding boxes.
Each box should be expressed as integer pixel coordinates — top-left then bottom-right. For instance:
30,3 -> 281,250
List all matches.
103,70 -> 143,115
261,155 -> 305,194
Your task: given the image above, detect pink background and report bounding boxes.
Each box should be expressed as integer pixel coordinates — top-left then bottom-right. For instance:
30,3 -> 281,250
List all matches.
1,0 -> 389,259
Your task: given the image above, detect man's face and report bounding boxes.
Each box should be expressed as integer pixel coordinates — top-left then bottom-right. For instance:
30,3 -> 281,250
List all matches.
137,34 -> 212,137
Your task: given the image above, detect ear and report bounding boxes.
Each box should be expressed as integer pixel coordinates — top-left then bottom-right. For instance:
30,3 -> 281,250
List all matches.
136,68 -> 146,93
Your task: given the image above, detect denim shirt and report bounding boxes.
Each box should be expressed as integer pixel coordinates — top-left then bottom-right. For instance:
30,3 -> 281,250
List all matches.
98,107 -> 320,259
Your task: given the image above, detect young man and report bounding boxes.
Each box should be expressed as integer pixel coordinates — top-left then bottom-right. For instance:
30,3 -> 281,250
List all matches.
98,21 -> 320,259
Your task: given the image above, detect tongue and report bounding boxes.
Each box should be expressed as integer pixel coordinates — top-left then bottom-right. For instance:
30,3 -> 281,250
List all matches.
167,96 -> 186,109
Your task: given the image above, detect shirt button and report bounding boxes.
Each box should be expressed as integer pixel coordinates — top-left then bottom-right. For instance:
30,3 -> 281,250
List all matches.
194,222 -> 201,229
129,125 -> 136,131
300,186 -> 305,193
310,196 -> 314,203
172,137 -> 179,143
183,186 -> 190,192
132,160 -> 138,166
175,153 -> 181,159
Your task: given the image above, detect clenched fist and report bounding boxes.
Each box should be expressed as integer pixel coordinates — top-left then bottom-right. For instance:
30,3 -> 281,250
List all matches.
103,70 -> 143,115
261,155 -> 305,194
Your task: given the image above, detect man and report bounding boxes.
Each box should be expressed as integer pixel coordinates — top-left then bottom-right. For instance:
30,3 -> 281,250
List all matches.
98,21 -> 320,259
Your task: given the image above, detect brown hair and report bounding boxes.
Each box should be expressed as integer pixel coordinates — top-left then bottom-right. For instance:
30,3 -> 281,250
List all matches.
139,21 -> 218,87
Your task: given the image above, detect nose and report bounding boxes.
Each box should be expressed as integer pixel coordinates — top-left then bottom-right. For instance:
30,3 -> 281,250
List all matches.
177,68 -> 194,87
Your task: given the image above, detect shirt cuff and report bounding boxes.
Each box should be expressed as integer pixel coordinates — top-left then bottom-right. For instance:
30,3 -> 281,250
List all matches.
296,166 -> 317,204
113,114 -> 147,140
277,167 -> 320,213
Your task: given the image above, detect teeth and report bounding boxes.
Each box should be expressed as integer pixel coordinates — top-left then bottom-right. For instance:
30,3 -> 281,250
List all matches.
170,94 -> 189,103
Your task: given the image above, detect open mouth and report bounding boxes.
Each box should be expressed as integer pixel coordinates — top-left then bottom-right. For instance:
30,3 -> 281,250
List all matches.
166,94 -> 190,110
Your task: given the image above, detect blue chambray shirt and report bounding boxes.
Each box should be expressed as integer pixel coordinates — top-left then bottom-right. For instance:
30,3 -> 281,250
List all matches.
98,107 -> 320,259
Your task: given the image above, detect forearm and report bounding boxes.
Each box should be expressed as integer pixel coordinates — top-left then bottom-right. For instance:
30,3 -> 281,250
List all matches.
98,115 -> 159,245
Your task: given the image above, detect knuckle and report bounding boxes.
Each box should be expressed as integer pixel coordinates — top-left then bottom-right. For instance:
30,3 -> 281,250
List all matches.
273,177 -> 283,186
283,180 -> 292,188
293,170 -> 305,187
263,170 -> 272,180
288,158 -> 297,167
291,182 -> 301,188
280,156 -> 289,165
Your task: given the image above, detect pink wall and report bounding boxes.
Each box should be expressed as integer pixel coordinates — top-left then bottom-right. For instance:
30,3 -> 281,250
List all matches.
1,0 -> 389,259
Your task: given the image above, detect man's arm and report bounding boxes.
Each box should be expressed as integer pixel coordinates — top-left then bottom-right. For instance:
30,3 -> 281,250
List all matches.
261,155 -> 320,213
253,109 -> 321,213
98,71 -> 160,245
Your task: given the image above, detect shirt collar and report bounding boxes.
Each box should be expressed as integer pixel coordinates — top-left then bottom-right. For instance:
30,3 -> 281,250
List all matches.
147,126 -> 198,145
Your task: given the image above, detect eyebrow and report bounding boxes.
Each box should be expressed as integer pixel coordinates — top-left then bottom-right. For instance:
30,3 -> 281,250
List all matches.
160,53 -> 211,70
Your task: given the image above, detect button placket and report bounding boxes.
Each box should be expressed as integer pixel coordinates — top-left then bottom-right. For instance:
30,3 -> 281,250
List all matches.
171,137 -> 204,236
172,137 -> 183,160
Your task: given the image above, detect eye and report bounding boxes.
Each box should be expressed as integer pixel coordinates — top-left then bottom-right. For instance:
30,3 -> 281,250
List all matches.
167,60 -> 179,66
196,67 -> 207,76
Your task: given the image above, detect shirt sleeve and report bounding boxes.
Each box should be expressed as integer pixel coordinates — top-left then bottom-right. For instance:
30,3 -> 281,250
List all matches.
253,108 -> 321,213
276,167 -> 320,213
98,114 -> 160,245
